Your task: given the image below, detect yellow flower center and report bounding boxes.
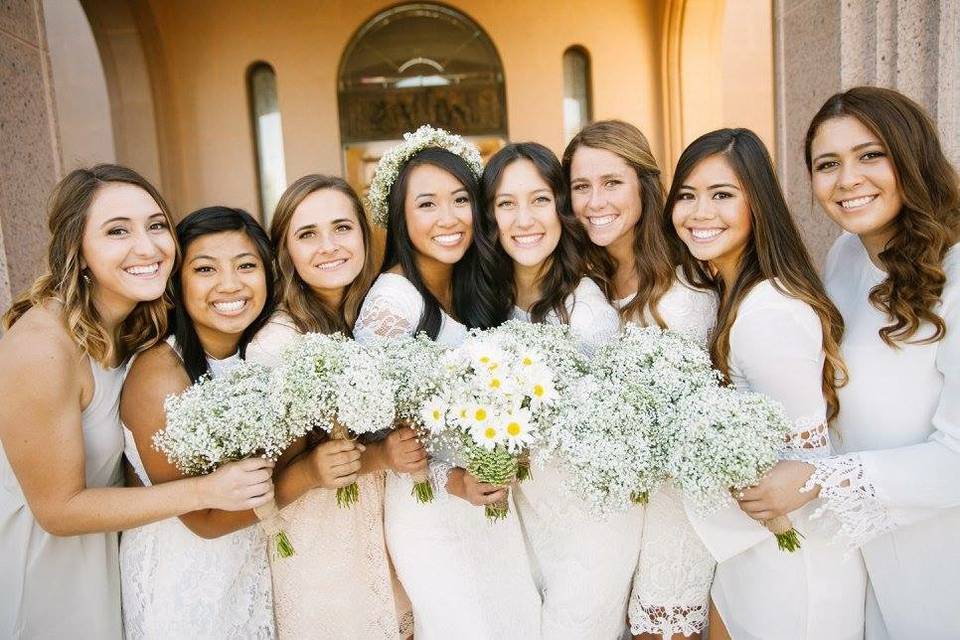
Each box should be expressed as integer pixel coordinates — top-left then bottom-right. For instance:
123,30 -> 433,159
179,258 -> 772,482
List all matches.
533,384 -> 545,397
522,356 -> 533,366
474,408 -> 487,421
432,409 -> 442,421
506,421 -> 521,436
484,426 -> 497,440
489,378 -> 501,389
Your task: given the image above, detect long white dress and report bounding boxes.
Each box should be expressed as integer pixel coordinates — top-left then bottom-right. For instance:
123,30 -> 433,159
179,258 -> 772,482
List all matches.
246,311 -> 411,640
622,273 -> 719,638
1,358 -> 125,639
804,233 -> 960,639
687,279 -> 867,640
119,340 -> 275,639
354,272 -> 541,640
511,277 -> 644,640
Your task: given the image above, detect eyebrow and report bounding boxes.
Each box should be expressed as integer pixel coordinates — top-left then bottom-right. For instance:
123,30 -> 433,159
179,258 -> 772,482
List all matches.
679,183 -> 740,191
415,188 -> 468,199
189,252 -> 258,264
812,141 -> 882,163
99,212 -> 165,229
496,188 -> 552,198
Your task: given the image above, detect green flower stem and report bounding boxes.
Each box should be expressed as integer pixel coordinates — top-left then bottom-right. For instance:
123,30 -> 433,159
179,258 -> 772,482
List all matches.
411,480 -> 434,504
274,531 -> 296,558
336,481 -> 360,508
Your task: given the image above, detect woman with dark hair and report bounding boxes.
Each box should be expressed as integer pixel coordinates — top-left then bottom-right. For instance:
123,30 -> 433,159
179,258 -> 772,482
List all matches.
0,169 -> 272,639
354,127 -> 538,639
740,86 -> 960,638
563,121 -> 718,640
483,142 -> 641,639
119,206 -> 280,638
246,175 -> 414,639
665,128 -> 865,639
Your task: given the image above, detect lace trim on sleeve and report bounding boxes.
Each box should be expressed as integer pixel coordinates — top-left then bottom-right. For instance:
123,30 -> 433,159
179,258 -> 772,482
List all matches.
801,454 -> 897,550
782,418 -> 832,460
629,603 -> 708,638
354,295 -> 416,341
427,459 -> 454,504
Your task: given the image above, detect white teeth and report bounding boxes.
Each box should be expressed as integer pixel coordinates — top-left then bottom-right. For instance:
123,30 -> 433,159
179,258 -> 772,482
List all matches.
433,233 -> 463,246
512,234 -> 543,246
588,214 -> 617,227
125,263 -> 159,276
213,299 -> 246,313
840,195 -> 876,209
316,259 -> 347,271
691,228 -> 723,240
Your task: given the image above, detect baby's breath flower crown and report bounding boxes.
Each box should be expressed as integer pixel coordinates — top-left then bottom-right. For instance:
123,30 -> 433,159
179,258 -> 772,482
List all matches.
366,124 -> 484,228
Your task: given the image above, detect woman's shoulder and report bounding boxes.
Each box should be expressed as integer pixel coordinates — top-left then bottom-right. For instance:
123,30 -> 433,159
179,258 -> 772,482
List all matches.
246,310 -> 303,366
120,341 -> 188,424
736,279 -> 820,333
361,272 -> 424,316
0,303 -> 85,377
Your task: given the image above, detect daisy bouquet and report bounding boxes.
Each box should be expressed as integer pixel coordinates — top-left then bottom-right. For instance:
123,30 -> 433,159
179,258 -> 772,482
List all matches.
270,332 -> 397,508
665,385 -> 802,551
368,334 -> 456,503
155,361 -> 305,557
424,322 -> 569,521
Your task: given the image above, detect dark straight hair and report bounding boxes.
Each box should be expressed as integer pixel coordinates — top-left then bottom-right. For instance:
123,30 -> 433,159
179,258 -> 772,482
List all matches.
665,128 -> 846,421
171,206 -> 276,383
383,147 -> 509,337
482,142 -> 589,323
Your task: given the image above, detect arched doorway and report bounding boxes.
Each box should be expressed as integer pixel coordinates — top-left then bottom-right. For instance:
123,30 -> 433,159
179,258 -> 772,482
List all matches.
337,3 -> 508,195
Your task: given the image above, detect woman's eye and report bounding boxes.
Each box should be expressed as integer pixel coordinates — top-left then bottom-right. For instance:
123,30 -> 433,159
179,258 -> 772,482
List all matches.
676,192 -> 694,201
572,183 -> 588,192
455,196 -> 470,205
418,201 -> 436,209
334,224 -> 353,233
604,180 -> 622,188
815,160 -> 838,172
148,221 -> 169,232
107,227 -> 128,236
194,265 -> 214,274
862,151 -> 886,161
534,196 -> 552,204
712,191 -> 733,200
496,200 -> 514,209
298,231 -> 315,240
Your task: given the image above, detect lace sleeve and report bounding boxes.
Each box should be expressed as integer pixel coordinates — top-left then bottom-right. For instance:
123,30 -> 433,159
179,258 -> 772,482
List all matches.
245,313 -> 301,368
353,275 -> 422,344
566,278 -> 621,357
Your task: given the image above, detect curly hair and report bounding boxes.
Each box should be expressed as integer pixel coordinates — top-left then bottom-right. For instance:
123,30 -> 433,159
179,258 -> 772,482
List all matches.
805,86 -> 960,347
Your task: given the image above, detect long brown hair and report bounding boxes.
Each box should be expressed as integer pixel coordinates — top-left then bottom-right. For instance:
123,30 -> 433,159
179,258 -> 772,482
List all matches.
3,164 -> 177,365
668,128 -> 847,421
483,142 -> 588,324
561,120 -> 677,324
805,86 -> 960,347
270,174 -> 378,335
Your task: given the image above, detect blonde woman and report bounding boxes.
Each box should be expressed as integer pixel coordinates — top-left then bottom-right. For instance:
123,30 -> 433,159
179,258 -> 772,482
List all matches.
0,165 -> 274,639
246,175 -> 414,639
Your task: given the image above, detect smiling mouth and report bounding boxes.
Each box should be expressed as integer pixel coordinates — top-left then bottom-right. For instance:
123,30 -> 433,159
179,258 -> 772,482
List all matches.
838,195 -> 878,209
512,233 -> 544,247
689,228 -> 724,242
315,258 -> 347,271
587,214 -> 617,228
212,299 -> 248,315
124,262 -> 161,277
432,232 -> 464,247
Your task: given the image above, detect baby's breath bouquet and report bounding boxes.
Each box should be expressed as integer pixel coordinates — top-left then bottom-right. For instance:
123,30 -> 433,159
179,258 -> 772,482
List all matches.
155,361 -> 306,557
368,334 -> 455,503
423,322 -> 569,521
271,333 -> 397,507
666,385 -> 802,551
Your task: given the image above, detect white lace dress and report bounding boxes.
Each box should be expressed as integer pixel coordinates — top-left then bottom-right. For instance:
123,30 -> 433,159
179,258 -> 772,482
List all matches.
246,312 -> 411,640
621,275 -> 719,638
510,277 -> 643,640
801,234 -> 960,639
354,272 -> 541,640
119,341 -> 275,640
686,280 -> 867,640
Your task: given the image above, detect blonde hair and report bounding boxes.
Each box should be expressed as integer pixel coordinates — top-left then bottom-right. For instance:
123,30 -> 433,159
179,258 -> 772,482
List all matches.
270,175 -> 378,335
3,165 -> 177,365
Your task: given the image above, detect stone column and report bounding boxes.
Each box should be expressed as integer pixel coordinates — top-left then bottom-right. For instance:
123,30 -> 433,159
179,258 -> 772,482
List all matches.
0,0 -> 61,315
774,0 -> 960,267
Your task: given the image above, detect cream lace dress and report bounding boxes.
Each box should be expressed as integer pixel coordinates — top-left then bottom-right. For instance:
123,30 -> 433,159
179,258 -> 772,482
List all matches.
354,272 -> 541,640
511,277 -> 644,640
622,274 -> 719,638
686,280 -> 867,640
801,234 -> 960,639
246,311 -> 411,640
119,338 -> 275,639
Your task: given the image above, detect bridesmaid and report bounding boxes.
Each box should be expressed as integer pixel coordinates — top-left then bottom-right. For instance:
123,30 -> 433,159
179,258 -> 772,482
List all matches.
120,206 -> 277,638
353,130 -> 541,640
0,165 -> 274,639
562,120 -> 717,639
666,128 -> 866,639
483,141 -> 641,639
740,86 -> 960,638
245,175 -> 415,639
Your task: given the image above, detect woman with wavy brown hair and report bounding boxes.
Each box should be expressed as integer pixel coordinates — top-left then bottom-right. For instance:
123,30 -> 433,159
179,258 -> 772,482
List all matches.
666,128 -> 866,640
246,174 -> 415,639
563,121 -> 719,640
0,165 -> 275,639
740,86 -> 960,638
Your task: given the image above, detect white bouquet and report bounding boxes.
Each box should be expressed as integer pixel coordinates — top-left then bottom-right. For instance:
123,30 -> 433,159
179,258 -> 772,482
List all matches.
155,361 -> 304,557
666,385 -> 802,551
270,332 -> 397,507
367,333 -> 455,503
422,322 -> 569,521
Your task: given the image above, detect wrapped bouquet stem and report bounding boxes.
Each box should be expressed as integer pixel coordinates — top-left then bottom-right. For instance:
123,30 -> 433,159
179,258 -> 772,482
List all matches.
253,499 -> 295,558
764,515 -> 803,552
465,442 -> 519,521
329,422 -> 361,508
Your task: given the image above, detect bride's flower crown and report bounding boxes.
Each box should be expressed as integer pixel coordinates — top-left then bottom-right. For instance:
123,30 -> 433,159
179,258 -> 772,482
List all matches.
366,124 -> 484,228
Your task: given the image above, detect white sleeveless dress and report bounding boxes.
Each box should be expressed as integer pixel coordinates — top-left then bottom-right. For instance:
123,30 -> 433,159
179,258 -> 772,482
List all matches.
1,358 -> 125,639
354,273 -> 541,640
119,339 -> 275,639
624,275 -> 719,638
511,277 -> 645,640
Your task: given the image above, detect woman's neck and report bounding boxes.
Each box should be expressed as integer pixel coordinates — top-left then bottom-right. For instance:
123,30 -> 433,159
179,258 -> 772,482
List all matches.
414,254 -> 455,311
195,326 -> 241,360
310,284 -> 345,310
607,231 -> 638,299
513,261 -> 545,311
